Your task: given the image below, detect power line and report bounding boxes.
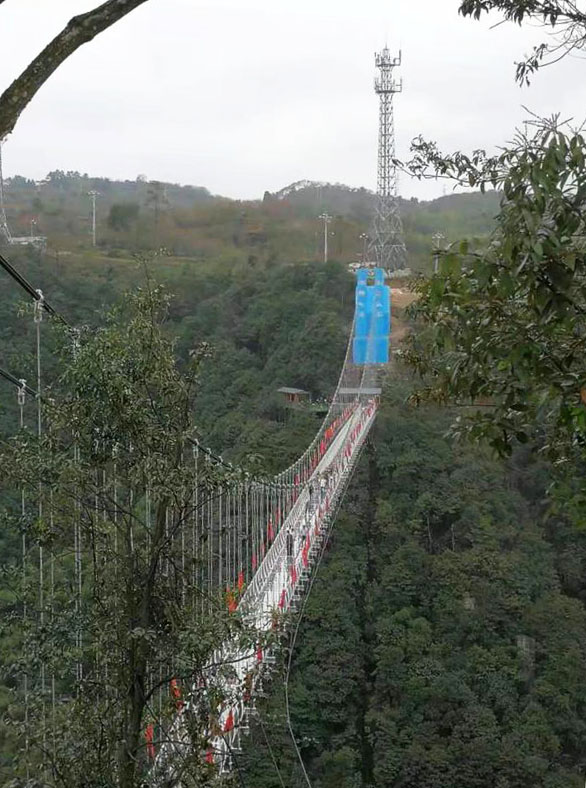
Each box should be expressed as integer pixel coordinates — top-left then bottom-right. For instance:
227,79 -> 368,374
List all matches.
0,254 -> 259,482
0,254 -> 280,489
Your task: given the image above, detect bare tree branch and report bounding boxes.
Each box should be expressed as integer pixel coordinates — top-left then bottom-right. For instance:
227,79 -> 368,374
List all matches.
0,0 -> 152,140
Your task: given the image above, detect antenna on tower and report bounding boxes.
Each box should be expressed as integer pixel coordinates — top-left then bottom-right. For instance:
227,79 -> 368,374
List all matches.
368,45 -> 407,273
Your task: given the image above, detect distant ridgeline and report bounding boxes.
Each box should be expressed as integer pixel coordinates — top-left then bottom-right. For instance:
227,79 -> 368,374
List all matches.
0,169 -> 500,271
352,267 -> 391,364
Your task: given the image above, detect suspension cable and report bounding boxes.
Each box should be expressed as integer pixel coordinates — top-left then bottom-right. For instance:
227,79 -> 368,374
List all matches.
0,252 -> 70,326
0,365 -> 37,396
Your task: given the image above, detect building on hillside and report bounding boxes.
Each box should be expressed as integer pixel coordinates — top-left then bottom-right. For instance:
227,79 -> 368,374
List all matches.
277,387 -> 310,405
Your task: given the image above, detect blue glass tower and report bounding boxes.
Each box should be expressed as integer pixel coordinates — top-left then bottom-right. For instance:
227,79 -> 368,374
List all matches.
352,268 -> 391,364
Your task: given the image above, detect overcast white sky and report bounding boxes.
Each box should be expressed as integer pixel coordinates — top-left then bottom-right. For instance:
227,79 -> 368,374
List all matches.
0,0 -> 584,200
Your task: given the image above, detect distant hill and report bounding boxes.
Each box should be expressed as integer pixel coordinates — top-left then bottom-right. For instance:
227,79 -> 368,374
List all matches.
1,171 -> 500,272
265,178 -> 500,229
266,180 -> 376,222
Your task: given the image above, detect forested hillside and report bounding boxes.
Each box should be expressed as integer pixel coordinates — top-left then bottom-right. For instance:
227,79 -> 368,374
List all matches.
0,242 -> 357,776
0,245 -> 353,468
242,386 -> 586,788
4,223 -> 586,784
3,0 -> 586,783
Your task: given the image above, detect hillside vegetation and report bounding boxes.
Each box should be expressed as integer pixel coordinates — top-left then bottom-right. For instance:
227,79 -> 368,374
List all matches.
2,171 -> 499,271
242,386 -> 586,787
4,179 -> 584,786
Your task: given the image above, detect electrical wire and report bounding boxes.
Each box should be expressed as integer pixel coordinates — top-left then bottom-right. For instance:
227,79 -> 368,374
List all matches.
0,254 -> 267,485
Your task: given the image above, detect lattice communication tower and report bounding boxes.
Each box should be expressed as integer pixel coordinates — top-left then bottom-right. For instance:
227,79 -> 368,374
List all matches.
369,47 -> 407,272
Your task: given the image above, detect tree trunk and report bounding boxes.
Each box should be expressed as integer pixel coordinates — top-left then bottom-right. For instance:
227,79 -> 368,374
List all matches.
0,0 -> 151,140
119,495 -> 169,787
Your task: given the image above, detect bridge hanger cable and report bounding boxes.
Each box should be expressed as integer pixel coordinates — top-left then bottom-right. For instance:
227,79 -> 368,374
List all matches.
33,289 -> 49,763
16,353 -> 31,778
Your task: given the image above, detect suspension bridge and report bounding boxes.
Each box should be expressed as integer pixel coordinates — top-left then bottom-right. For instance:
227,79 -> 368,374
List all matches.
0,43 -> 403,786
0,249 -> 390,783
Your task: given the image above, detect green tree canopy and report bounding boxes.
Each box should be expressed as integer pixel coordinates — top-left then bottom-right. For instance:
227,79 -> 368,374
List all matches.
403,119 -> 586,463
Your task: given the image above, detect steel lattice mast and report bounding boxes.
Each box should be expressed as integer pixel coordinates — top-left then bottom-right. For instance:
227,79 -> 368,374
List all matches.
369,46 -> 407,272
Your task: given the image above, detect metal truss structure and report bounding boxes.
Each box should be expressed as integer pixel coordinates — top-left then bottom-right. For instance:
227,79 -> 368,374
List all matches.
369,46 -> 407,272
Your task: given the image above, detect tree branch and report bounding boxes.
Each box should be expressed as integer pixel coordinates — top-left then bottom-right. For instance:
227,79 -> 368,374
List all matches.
0,0 -> 152,140
459,0 -> 586,82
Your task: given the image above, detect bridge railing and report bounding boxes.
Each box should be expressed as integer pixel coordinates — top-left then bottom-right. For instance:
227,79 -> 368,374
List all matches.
0,250 -> 386,784
151,398 -> 378,780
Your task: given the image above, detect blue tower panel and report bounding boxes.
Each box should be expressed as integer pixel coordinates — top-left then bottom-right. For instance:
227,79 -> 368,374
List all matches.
355,284 -> 369,338
353,337 -> 367,365
352,267 -> 391,365
374,336 -> 389,363
365,282 -> 375,325
373,288 -> 391,335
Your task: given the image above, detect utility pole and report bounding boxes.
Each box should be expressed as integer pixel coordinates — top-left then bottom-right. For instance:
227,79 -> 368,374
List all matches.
359,232 -> 369,264
318,212 -> 332,263
432,232 -> 445,273
88,190 -> 100,247
369,46 -> 407,272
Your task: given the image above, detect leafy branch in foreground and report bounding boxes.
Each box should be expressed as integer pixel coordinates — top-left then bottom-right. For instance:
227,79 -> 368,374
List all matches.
458,0 -> 586,83
400,118 -> 586,461
0,285 -> 253,787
